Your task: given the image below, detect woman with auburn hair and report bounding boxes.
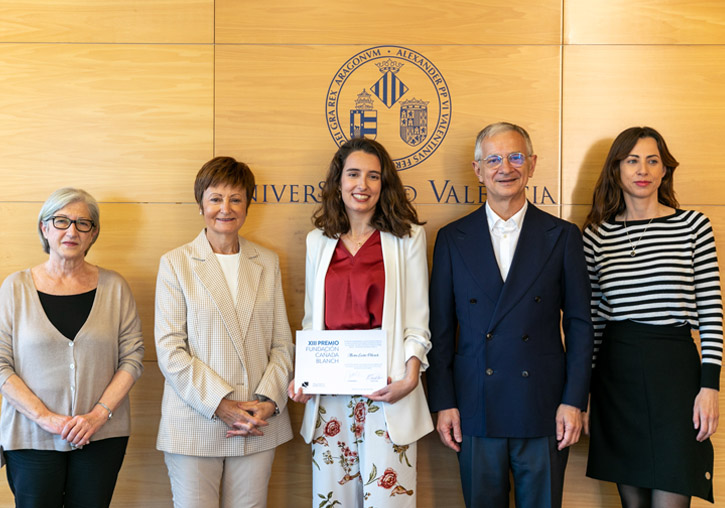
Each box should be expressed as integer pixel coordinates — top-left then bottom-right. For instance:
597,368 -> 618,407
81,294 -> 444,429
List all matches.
583,127 -> 721,506
155,156 -> 294,507
289,137 -> 433,507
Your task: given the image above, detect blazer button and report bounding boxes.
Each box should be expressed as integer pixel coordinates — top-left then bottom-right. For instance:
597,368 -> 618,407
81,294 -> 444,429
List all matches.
486,332 -> 493,340
470,298 -> 477,304
521,370 -> 529,378
534,296 -> 542,303
485,368 -> 494,376
522,334 -> 529,342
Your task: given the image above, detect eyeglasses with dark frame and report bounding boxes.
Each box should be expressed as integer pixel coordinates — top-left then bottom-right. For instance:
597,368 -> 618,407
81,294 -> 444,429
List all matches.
48,216 -> 96,233
480,152 -> 529,170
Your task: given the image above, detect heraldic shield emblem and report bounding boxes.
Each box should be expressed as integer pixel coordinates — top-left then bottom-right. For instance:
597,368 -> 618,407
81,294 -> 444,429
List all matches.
350,89 -> 377,139
326,45 -> 451,170
370,60 -> 409,109
400,98 -> 428,146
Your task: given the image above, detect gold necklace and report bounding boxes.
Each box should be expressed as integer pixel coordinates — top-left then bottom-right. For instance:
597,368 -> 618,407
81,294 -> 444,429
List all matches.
623,218 -> 654,257
344,229 -> 374,248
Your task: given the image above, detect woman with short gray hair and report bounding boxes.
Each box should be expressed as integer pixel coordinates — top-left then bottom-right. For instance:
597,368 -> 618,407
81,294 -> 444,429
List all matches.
37,187 -> 100,254
0,187 -> 144,507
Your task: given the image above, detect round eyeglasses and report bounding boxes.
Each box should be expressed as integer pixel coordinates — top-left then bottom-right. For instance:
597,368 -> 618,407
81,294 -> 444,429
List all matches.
481,152 -> 528,170
49,216 -> 96,233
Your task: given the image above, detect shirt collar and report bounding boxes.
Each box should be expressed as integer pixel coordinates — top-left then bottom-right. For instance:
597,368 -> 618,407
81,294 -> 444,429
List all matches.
485,200 -> 528,233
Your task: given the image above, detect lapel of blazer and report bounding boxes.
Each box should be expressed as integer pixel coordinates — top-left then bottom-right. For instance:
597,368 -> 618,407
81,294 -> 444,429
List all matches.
489,203 -> 562,328
379,231 -> 396,336
452,205 -> 504,305
313,234 -> 338,330
190,231 -> 260,361
235,237 -> 263,345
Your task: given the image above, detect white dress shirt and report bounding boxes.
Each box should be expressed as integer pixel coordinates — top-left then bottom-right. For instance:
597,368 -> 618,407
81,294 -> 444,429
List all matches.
485,201 -> 527,282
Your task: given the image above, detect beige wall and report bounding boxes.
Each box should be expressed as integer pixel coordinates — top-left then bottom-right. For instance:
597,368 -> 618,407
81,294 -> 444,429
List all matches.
0,1 -> 724,506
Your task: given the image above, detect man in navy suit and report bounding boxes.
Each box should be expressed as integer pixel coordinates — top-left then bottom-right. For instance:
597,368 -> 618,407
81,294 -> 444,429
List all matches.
427,122 -> 593,508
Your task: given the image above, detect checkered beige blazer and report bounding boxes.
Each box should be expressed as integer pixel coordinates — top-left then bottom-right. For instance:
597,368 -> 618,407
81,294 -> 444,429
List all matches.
155,230 -> 293,456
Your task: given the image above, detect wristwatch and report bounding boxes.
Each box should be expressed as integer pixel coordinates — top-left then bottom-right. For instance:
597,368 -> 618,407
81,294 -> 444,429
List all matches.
257,395 -> 280,416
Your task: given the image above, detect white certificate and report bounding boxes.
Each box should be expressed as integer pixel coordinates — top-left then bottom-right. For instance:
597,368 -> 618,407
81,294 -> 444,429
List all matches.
294,329 -> 387,395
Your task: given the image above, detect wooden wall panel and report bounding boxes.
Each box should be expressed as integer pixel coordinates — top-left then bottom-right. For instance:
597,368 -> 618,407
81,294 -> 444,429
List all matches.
0,0 -> 724,507
215,44 -> 561,209
0,1 -> 213,43
0,44 -> 214,203
0,204 -> 47,277
561,45 -> 725,207
216,0 -> 561,45
565,0 -> 725,45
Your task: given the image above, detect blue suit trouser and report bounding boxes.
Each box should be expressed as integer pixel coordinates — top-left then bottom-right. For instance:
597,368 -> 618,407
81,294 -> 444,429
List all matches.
458,435 -> 569,508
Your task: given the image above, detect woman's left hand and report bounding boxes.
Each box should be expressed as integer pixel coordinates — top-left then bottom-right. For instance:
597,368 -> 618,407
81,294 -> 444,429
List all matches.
693,387 -> 719,442
61,406 -> 108,446
224,400 -> 276,438
366,357 -> 420,404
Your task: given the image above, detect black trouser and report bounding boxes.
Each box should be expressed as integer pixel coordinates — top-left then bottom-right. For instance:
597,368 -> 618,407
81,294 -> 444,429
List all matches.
5,436 -> 128,508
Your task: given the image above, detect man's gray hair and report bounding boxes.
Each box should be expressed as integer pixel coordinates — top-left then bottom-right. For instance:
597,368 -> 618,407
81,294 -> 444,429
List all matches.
474,122 -> 534,161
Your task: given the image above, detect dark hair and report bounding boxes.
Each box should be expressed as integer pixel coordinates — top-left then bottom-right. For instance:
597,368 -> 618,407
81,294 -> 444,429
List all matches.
313,138 -> 423,238
584,126 -> 679,230
194,156 -> 255,210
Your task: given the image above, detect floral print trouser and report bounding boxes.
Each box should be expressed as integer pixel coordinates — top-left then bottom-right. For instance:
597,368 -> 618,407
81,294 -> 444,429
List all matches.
311,395 -> 417,508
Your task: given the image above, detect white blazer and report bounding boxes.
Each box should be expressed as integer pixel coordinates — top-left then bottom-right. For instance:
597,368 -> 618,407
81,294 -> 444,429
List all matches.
299,224 -> 434,446
155,230 -> 294,457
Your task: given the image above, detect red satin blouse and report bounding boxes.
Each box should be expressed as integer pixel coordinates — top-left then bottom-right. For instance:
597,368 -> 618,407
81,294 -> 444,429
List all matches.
324,230 -> 385,330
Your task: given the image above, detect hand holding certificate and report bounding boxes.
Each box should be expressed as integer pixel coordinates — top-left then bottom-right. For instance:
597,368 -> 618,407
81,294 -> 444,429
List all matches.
294,330 -> 387,395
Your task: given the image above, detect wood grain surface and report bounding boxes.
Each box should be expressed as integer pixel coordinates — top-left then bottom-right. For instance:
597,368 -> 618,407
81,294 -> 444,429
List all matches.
216,0 -> 561,45
0,0 -> 724,506
0,0 -> 213,43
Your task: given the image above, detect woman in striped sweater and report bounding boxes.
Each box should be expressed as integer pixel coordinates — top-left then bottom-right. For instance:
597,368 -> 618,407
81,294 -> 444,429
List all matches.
583,126 -> 722,507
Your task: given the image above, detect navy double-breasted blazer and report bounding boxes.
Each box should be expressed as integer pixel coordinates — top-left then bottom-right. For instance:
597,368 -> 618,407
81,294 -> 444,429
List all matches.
427,203 -> 594,438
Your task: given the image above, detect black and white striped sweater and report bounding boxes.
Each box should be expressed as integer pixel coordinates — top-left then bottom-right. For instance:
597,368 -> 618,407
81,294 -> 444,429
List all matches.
583,209 -> 723,388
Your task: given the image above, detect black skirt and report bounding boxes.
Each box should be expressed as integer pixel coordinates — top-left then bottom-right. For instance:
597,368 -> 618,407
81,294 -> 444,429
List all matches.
586,320 -> 714,502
